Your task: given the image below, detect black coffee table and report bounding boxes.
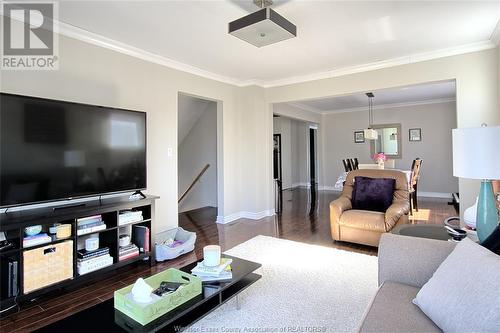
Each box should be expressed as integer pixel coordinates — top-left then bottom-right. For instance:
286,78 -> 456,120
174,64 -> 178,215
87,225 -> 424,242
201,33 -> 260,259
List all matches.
35,255 -> 261,333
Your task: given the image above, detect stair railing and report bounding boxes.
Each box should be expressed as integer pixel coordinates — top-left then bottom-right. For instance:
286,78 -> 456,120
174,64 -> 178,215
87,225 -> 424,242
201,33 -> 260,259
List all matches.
178,164 -> 210,203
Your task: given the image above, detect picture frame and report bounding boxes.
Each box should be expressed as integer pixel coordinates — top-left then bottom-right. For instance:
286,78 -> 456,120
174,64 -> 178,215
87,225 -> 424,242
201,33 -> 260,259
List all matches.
409,128 -> 422,142
354,131 -> 365,143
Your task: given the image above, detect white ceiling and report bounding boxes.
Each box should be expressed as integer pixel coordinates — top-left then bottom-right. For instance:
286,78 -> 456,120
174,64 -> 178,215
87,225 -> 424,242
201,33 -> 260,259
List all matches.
57,1 -> 500,86
287,80 -> 456,113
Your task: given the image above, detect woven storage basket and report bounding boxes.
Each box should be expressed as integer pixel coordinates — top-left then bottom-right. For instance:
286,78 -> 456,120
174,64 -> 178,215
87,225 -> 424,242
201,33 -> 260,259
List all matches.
23,240 -> 73,293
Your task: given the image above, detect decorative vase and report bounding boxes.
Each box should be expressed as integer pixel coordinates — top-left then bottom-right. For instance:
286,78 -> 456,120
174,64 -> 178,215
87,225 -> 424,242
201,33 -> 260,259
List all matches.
377,158 -> 384,169
477,180 -> 498,242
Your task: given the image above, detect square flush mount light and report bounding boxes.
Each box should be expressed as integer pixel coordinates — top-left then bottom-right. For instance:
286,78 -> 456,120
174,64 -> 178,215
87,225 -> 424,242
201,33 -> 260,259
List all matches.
229,7 -> 297,47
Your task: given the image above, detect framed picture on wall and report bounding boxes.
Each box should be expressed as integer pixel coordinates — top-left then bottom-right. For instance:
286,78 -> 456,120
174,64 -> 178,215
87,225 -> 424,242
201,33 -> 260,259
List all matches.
409,128 -> 422,141
354,131 -> 365,143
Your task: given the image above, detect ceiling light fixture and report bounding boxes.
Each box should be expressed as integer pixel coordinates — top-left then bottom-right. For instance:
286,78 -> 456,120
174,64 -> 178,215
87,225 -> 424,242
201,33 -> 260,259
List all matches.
228,0 -> 297,47
364,92 -> 378,140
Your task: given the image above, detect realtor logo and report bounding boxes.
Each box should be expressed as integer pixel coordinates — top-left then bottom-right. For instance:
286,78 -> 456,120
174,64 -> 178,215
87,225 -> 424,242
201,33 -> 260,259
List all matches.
1,2 -> 59,70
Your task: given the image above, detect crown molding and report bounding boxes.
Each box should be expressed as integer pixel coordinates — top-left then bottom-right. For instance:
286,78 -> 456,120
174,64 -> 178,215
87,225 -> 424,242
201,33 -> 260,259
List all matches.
314,97 -> 456,115
491,19 -> 500,45
286,102 -> 323,114
261,41 -> 496,88
55,20 -> 496,88
57,20 -> 246,87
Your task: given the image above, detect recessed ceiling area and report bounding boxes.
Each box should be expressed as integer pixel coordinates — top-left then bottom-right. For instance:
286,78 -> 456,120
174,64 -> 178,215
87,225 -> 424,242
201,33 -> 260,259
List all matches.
56,1 -> 500,85
283,80 -> 456,114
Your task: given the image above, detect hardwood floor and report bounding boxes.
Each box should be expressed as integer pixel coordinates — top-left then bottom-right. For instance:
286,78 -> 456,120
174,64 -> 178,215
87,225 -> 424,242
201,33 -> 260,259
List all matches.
0,188 -> 456,332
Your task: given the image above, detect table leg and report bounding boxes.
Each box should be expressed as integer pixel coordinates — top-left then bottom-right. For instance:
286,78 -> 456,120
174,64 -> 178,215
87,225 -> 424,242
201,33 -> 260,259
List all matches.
236,294 -> 241,310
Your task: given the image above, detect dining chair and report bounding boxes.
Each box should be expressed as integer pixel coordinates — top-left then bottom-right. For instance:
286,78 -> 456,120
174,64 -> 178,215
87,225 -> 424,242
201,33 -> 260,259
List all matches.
350,158 -> 359,170
409,158 -> 423,214
342,159 -> 352,172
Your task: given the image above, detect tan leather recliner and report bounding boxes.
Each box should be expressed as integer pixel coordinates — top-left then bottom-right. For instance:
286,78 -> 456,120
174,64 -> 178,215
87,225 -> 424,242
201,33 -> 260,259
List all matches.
330,169 -> 410,247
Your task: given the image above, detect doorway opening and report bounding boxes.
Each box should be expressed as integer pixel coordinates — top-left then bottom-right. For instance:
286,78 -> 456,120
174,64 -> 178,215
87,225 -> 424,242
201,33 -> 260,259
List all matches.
177,93 -> 218,223
272,113 -> 319,216
309,126 -> 318,187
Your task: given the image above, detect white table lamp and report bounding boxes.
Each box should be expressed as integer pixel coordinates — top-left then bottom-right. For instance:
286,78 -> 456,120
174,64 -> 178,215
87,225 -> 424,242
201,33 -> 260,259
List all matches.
452,125 -> 500,242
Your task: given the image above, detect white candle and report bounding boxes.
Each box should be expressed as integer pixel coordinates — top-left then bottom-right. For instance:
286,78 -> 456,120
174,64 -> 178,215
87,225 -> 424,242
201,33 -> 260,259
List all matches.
203,245 -> 221,267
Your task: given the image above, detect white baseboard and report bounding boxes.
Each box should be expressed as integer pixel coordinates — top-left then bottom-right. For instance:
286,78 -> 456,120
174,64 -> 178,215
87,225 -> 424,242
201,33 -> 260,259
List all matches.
291,182 -> 311,188
216,210 -> 275,224
418,192 -> 452,199
318,186 -> 342,192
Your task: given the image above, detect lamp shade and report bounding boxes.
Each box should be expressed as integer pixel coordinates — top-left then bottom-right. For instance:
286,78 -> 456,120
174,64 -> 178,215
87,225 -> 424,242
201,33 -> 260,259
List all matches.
452,126 -> 500,179
364,128 -> 378,140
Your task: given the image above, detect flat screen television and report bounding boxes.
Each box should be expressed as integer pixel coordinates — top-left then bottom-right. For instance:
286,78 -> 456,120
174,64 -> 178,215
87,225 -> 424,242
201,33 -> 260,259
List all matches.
0,93 -> 147,208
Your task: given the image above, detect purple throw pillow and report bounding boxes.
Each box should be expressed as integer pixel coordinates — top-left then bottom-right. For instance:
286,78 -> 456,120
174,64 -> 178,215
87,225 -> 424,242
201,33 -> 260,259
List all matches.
352,176 -> 395,213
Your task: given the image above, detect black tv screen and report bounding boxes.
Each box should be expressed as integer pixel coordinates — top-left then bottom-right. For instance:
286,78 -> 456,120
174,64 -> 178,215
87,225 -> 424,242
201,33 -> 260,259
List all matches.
0,93 -> 146,207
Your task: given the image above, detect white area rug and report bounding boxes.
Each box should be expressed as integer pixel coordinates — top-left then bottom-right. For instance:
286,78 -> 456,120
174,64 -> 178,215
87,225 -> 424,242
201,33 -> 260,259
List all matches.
190,235 -> 378,333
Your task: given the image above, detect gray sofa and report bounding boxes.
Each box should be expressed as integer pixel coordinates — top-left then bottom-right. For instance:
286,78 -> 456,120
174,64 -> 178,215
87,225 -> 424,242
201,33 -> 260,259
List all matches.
358,233 -> 456,332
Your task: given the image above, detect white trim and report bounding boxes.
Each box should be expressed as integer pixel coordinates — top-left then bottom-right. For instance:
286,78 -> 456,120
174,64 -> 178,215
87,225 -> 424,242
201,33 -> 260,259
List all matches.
58,20 -> 244,87
491,19 -> 500,45
318,186 -> 342,192
291,182 -> 311,188
261,41 -> 496,88
312,97 -> 456,115
216,210 -> 275,224
287,102 -> 323,114
417,192 -> 452,199
53,20 -> 495,88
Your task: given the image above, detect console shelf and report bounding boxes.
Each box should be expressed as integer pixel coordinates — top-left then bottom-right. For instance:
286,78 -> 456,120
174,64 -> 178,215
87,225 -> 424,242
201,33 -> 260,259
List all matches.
0,195 -> 158,317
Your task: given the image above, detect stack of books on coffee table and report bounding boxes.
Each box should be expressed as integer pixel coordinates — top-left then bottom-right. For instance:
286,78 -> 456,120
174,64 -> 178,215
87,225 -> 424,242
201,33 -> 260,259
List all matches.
191,258 -> 233,282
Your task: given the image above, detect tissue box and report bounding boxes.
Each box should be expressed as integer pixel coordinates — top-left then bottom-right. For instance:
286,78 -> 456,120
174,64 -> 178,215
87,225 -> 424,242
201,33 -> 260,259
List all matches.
114,268 -> 202,326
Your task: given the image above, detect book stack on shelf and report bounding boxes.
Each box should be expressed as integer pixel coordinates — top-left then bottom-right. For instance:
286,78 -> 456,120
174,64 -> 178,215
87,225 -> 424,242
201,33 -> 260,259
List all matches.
23,233 -> 51,248
119,243 -> 140,261
191,258 -> 233,283
77,247 -> 113,275
77,215 -> 106,236
119,210 -> 143,226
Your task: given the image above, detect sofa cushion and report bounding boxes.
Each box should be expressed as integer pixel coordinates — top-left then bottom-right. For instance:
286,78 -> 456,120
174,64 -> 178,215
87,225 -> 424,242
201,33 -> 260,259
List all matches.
352,176 -> 395,212
413,238 -> 500,332
339,210 -> 386,232
359,281 -> 441,333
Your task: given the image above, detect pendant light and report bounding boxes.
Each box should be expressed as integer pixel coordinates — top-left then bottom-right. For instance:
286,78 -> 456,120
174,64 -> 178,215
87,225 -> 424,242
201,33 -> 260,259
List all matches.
228,0 -> 297,47
364,92 -> 378,140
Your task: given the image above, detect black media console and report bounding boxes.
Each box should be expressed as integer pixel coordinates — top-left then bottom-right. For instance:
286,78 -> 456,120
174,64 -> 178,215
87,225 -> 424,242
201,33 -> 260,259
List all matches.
0,195 -> 158,317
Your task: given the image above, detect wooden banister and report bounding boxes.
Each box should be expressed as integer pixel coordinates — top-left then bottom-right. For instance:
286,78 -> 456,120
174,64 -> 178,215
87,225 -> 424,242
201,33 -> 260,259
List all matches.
178,164 -> 210,203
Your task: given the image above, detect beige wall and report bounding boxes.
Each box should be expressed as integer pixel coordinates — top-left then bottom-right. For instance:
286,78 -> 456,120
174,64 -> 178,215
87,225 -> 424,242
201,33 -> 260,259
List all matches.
321,101 -> 458,195
266,48 -> 499,216
1,30 -> 498,226
178,102 -> 217,213
0,34 -> 272,231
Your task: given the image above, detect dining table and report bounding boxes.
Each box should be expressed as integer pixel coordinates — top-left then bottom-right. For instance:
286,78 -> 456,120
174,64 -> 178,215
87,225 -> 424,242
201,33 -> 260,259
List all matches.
334,169 -> 412,191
